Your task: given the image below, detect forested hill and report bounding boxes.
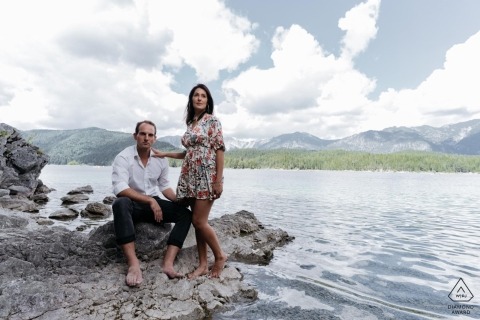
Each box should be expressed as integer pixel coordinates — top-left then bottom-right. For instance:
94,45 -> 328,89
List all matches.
20,126 -> 480,172
22,127 -> 176,166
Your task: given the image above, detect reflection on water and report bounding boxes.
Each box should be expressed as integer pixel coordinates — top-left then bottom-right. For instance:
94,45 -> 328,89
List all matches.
39,166 -> 480,319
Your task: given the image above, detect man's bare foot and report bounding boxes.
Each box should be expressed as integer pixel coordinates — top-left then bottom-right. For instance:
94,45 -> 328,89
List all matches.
126,265 -> 143,287
209,252 -> 228,278
163,266 -> 184,279
187,265 -> 209,280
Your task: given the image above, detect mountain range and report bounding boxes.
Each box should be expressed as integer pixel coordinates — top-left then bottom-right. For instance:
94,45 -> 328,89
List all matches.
163,119 -> 480,155
16,119 -> 480,166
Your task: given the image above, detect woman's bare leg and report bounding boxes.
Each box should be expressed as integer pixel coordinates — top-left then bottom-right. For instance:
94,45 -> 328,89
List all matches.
187,200 -> 208,278
187,226 -> 209,279
189,199 -> 227,279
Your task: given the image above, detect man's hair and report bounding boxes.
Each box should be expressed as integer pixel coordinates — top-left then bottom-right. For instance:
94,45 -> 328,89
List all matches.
135,120 -> 157,135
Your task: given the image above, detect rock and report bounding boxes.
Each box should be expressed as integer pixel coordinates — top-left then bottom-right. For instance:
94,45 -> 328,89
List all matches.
30,193 -> 49,204
0,213 -> 29,229
61,194 -> 89,204
103,195 -> 116,204
89,220 -> 174,261
80,202 -> 112,219
0,210 -> 292,320
76,225 -> 89,231
0,123 -> 49,201
35,180 -> 53,194
0,197 -> 39,212
211,210 -> 294,265
67,185 -> 94,194
36,218 -> 55,226
49,208 -> 79,220
8,185 -> 31,195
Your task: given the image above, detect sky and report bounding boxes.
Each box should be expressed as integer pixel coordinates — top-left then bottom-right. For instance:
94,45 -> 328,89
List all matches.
1,0 -> 480,140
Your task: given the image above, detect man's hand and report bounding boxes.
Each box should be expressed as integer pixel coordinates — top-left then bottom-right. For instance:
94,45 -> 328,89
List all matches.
149,197 -> 163,223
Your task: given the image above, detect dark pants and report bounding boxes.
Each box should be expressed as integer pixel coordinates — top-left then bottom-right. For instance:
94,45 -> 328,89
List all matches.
112,196 -> 192,248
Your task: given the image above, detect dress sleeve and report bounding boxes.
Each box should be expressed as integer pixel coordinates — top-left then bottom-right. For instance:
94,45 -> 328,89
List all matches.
208,116 -> 226,152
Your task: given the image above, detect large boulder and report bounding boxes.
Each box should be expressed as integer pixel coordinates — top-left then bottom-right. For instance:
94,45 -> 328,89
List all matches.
0,210 -> 293,320
0,123 -> 49,211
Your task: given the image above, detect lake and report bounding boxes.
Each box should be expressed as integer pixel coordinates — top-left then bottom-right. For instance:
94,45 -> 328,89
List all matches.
39,165 -> 480,319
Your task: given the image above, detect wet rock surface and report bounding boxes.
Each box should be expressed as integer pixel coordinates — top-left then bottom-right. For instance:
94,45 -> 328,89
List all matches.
0,209 -> 293,320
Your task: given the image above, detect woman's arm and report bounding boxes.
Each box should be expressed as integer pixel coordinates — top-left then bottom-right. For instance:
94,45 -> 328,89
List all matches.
214,149 -> 224,182
152,148 -> 186,159
212,149 -> 224,198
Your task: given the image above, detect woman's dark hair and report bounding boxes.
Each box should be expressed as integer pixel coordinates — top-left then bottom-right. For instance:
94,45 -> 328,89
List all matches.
185,83 -> 214,125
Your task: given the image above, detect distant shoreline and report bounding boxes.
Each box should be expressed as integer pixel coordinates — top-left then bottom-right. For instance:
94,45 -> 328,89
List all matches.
46,149 -> 480,173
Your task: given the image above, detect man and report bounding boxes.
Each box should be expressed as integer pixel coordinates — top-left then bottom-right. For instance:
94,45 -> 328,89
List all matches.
111,120 -> 192,286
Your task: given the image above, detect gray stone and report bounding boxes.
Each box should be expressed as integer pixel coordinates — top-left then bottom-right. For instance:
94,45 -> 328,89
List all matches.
0,210 -> 292,320
0,213 -> 29,229
49,208 -> 79,220
0,197 -> 39,212
67,185 -> 94,194
0,123 -> 49,209
81,202 -> 112,219
30,193 -> 49,203
36,218 -> 55,226
61,194 -> 89,204
8,185 -> 31,195
89,220 -> 174,260
35,180 -> 53,194
103,195 -> 117,204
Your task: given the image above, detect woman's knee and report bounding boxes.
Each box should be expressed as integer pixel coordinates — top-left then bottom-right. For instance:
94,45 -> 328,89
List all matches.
192,217 -> 209,229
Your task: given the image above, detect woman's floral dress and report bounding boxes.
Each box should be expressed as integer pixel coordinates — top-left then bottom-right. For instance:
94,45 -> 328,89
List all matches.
177,113 -> 225,201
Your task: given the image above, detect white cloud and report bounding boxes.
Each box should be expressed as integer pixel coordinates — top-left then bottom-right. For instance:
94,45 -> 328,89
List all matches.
222,24 -> 336,115
220,0 -> 480,140
146,0 -> 259,81
369,30 -> 480,131
1,0 -> 479,141
0,0 -> 258,132
220,12 -> 378,139
339,0 -> 380,60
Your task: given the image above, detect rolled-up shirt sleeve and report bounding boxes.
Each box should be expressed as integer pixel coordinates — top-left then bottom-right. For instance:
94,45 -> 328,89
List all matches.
112,154 -> 131,196
157,159 -> 170,192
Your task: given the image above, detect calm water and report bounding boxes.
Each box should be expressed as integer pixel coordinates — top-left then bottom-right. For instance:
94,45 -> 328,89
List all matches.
39,165 -> 480,319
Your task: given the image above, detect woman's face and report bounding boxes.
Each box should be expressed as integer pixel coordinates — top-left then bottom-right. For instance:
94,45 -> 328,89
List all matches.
192,87 -> 208,114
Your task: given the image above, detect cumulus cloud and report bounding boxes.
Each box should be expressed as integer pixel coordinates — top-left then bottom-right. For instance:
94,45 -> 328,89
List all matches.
0,0 -> 258,132
58,27 -> 172,68
1,0 -> 479,141
220,1 -> 379,139
220,0 -> 480,140
368,30 -> 480,131
339,0 -> 380,60
222,25 -> 337,115
146,0 -> 259,81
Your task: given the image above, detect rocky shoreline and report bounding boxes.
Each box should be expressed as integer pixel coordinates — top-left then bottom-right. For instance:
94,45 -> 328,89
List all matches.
0,209 -> 293,320
0,123 -> 294,319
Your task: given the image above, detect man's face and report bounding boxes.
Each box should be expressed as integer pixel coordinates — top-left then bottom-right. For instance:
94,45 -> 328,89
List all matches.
134,123 -> 156,151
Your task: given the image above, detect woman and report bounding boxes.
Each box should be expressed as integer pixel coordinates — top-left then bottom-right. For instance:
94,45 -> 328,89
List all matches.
154,83 -> 227,278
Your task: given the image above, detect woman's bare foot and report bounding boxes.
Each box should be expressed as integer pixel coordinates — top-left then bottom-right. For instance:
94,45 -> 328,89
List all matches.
126,265 -> 143,287
187,265 -> 209,280
163,267 -> 184,279
209,252 -> 228,278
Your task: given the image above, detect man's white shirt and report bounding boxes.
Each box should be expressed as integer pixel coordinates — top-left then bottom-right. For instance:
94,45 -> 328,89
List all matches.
112,146 -> 170,197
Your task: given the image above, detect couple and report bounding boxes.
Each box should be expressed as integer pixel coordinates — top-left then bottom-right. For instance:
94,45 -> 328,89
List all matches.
111,84 -> 227,287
